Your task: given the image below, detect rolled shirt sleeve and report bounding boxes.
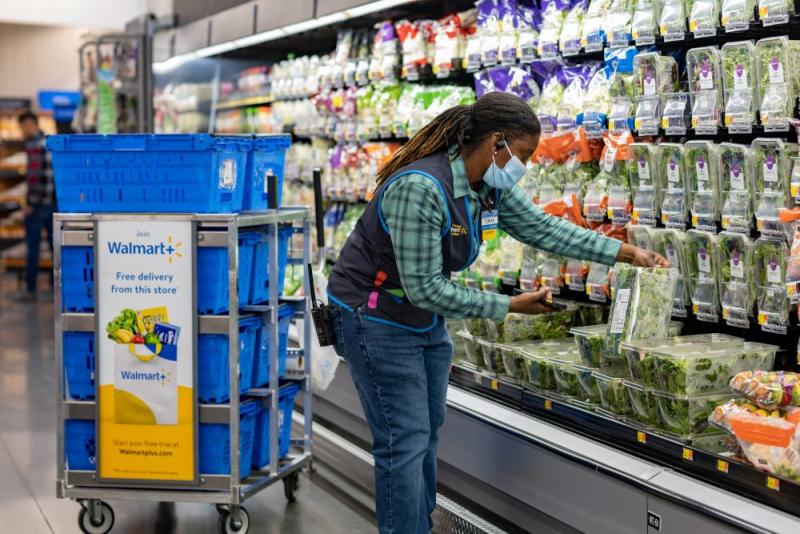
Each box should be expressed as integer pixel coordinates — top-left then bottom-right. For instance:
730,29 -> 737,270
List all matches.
382,175 -> 510,321
497,185 -> 622,266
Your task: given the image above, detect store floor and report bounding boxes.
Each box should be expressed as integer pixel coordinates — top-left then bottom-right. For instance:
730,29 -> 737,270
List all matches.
0,277 -> 375,534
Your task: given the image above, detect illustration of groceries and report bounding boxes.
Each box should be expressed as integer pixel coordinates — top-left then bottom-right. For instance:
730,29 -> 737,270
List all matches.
107,306 -> 180,426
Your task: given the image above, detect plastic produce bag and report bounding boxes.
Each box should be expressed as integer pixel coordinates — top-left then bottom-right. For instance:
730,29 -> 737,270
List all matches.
685,141 -> 721,226
603,266 -> 678,368
559,4 -> 586,56
721,0 -> 754,29
631,1 -> 658,43
758,0 -> 796,26
729,413 -> 800,480
689,0 -> 720,36
309,269 -> 341,391
730,371 -> 800,409
659,0 -> 687,38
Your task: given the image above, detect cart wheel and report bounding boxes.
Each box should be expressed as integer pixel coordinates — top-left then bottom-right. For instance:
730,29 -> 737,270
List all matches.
283,472 -> 300,503
218,506 -> 250,534
78,501 -> 115,534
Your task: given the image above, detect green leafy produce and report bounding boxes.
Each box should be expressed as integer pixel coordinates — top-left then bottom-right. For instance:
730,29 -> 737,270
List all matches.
655,392 -> 734,434
501,310 -> 574,343
537,77 -> 565,120
106,308 -> 139,340
603,266 -> 678,369
575,364 -> 602,403
756,37 -> 796,119
575,304 -> 605,327
689,0 -> 720,33
571,325 -> 606,367
455,331 -> 483,368
498,344 -> 527,381
686,230 -> 719,281
656,143 -> 686,191
478,339 -> 504,373
686,46 -> 722,95
553,360 -> 582,397
628,143 -> 658,189
625,380 -> 661,426
684,141 -> 719,211
719,143 -> 753,192
524,355 -> 558,391
596,372 -> 634,416
721,41 -> 756,94
718,232 -> 754,284
755,238 -> 788,286
753,138 -> 791,194
660,0 -> 688,35
721,0 -> 755,26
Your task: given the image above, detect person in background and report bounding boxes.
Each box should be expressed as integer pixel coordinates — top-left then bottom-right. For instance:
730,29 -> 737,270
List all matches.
17,111 -> 55,301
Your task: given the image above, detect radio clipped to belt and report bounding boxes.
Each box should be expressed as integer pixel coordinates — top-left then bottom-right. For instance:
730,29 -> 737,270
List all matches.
308,263 -> 335,347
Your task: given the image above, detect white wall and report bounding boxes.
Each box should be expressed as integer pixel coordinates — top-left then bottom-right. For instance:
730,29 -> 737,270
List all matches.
0,24 -> 112,103
0,0 -> 147,29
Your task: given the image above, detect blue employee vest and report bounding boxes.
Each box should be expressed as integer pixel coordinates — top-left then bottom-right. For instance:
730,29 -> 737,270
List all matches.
327,151 -> 497,332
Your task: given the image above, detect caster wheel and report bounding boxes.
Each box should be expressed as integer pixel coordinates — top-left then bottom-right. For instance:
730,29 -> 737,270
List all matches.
218,506 -> 250,534
283,472 -> 300,503
78,501 -> 115,534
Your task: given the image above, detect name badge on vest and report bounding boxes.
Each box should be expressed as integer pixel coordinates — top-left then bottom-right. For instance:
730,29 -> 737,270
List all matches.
481,209 -> 498,241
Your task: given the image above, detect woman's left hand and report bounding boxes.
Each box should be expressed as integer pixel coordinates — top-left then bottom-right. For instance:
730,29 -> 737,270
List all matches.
618,243 -> 670,268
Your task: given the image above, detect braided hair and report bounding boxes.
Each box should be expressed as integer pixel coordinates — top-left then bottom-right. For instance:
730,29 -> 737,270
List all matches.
376,92 -> 541,186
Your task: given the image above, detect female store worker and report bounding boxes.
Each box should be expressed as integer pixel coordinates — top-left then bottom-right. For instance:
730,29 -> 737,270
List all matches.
326,91 -> 667,534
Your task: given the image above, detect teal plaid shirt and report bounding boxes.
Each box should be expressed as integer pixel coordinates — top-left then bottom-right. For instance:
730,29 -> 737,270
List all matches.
381,153 -> 622,321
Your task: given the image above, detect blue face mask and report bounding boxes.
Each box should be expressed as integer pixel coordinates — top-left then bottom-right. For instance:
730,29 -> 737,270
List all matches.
482,141 -> 527,190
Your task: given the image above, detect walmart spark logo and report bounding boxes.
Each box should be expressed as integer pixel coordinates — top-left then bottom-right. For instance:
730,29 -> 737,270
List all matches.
165,235 -> 183,264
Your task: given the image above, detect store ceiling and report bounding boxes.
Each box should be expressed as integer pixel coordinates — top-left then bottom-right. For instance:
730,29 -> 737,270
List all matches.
0,0 -> 149,29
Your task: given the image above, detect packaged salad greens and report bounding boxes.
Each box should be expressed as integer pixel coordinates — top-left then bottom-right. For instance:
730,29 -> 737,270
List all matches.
553,359 -> 583,398
755,237 -> 788,286
689,0 -> 720,36
629,142 -> 658,188
574,364 -> 602,403
721,0 -> 755,29
756,36 -> 796,130
595,371 -> 634,417
632,1 -> 659,44
753,138 -> 793,194
687,46 -> 723,95
633,52 -> 680,97
721,41 -> 758,95
653,341 -> 775,395
757,285 -> 791,333
624,380 -> 661,427
606,3 -> 634,47
661,92 -> 691,135
559,5 -> 586,56
621,332 -> 739,386
718,231 -> 755,285
603,266 -> 678,369
497,342 -> 532,382
687,229 -> 720,280
571,324 -> 607,367
654,391 -> 734,435
659,0 -> 688,38
582,0 -> 614,51
628,224 -> 656,250
730,371 -> 800,409
684,141 -> 721,226
538,1 -> 568,58
524,354 -> 558,391
719,143 -> 755,191
657,143 -> 687,191
477,337 -> 504,373
758,0 -> 796,25
455,331 -> 484,368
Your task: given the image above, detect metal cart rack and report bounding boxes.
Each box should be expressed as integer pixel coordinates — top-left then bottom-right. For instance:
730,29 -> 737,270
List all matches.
54,208 -> 312,534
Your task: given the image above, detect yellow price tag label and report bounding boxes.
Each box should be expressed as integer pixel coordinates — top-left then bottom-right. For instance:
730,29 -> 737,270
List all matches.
462,58 -> 468,70
632,209 -> 640,223
682,448 -> 694,461
722,308 -> 730,320
632,31 -> 639,39
717,460 -> 729,473
758,313 -> 768,325
637,431 -> 647,444
490,379 -> 498,391
564,274 -> 572,285
725,115 -> 733,126
580,37 -> 587,47
659,23 -> 668,35
721,14 -> 730,25
691,215 -> 699,226
661,117 -> 669,129
757,219 -> 765,230
691,116 -> 699,127
586,284 -> 593,296
767,476 -> 780,491
634,118 -> 642,130
608,208 -> 614,219
788,284 -> 797,296
692,303 -> 700,314
722,216 -> 730,228
544,399 -> 553,411
689,19 -> 698,31
792,183 -> 800,198
759,6 -> 769,16
661,213 -> 669,224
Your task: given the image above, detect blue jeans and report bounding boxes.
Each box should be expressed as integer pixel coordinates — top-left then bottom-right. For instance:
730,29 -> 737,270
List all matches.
330,305 -> 452,534
24,205 -> 54,292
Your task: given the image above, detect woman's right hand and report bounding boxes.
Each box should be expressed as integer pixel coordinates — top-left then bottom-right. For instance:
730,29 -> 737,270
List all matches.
508,287 -> 557,315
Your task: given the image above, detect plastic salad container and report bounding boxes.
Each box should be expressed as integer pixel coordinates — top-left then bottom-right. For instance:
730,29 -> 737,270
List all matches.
687,46 -> 723,96
602,266 -> 679,368
755,237 -> 788,286
571,324 -> 606,367
624,380 -> 661,427
498,310 -> 575,343
756,36 -> 796,125
553,359 -> 582,398
595,370 -> 634,417
520,341 -> 579,391
752,138 -> 792,194
455,331 -> 483,368
524,354 -> 558,392
653,391 -> 735,435
720,41 -> 758,125
628,224 -> 655,250
633,52 -> 680,97
657,143 -> 687,191
477,338 -> 504,374
497,342 -> 528,382
574,363 -> 602,404
652,341 -> 776,395
620,332 -> 742,386
720,142 -> 755,192
684,140 -> 720,221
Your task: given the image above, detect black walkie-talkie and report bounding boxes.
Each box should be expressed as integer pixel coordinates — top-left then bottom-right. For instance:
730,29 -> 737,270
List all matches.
308,263 -> 335,346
